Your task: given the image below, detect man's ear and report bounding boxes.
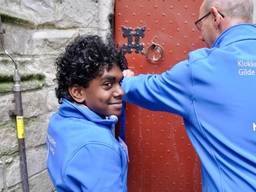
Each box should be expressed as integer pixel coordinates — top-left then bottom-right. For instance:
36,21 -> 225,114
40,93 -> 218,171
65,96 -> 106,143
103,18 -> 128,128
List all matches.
210,7 -> 222,29
68,86 -> 86,103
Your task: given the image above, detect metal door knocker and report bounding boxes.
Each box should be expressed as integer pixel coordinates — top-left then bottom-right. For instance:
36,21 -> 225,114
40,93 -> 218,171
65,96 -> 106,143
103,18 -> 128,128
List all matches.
145,42 -> 164,64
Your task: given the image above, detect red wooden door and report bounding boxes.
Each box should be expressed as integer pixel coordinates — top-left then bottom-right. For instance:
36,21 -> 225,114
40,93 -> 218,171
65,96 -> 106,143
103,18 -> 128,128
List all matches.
115,1 -> 204,191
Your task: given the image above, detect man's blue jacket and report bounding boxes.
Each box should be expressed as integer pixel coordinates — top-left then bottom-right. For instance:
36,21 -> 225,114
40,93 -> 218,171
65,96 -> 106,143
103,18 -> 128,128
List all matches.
122,24 -> 256,192
47,99 -> 128,192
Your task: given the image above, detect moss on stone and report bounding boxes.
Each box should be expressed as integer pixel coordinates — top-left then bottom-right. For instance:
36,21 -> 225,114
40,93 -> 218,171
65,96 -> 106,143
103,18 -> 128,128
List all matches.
0,73 -> 46,93
0,82 -> 13,92
0,13 -> 66,29
21,74 -> 45,81
0,13 -> 35,29
21,79 -> 45,91
37,22 -> 59,29
0,75 -> 13,82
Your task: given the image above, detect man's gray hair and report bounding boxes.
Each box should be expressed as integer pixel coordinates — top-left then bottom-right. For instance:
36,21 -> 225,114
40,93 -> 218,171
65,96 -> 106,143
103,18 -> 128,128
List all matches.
203,0 -> 254,22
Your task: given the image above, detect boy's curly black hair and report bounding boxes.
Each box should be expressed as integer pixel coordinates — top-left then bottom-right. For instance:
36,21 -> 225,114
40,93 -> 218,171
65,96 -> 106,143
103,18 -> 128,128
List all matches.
55,35 -> 126,103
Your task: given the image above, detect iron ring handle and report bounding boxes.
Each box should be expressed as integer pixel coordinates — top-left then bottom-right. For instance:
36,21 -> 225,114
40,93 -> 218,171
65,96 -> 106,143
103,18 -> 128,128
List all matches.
145,42 -> 164,64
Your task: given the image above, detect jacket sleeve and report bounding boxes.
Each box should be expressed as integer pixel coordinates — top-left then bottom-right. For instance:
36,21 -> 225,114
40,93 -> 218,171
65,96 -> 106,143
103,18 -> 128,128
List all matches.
122,60 -> 192,117
61,143 -> 124,192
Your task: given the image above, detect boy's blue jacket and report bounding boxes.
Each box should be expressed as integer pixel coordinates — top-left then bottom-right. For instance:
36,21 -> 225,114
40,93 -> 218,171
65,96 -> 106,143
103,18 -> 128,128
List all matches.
122,24 -> 256,192
47,99 -> 128,192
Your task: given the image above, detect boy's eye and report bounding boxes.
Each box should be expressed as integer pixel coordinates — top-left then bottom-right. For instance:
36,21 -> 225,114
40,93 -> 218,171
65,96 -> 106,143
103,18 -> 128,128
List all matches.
103,82 -> 113,89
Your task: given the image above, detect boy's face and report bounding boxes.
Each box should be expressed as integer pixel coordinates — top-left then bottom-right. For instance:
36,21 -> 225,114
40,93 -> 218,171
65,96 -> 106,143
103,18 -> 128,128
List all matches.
83,64 -> 124,117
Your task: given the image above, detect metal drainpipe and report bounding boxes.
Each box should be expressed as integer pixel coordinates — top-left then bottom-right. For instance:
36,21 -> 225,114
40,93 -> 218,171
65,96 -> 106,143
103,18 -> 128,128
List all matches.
0,16 -> 30,192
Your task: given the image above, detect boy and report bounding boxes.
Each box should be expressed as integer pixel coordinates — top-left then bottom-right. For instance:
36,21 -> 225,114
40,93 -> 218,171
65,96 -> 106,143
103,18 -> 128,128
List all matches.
47,35 -> 128,192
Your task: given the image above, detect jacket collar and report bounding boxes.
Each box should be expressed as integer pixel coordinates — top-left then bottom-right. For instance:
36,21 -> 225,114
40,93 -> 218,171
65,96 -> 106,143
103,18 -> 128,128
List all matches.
212,24 -> 256,48
58,99 -> 118,128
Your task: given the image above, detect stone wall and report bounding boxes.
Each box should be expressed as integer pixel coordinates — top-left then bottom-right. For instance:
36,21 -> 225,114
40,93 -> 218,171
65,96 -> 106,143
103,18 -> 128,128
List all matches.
0,0 -> 114,191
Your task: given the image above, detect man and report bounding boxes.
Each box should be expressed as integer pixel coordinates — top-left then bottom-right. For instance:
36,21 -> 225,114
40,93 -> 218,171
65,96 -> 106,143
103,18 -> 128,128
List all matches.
122,0 -> 256,191
47,35 -> 128,192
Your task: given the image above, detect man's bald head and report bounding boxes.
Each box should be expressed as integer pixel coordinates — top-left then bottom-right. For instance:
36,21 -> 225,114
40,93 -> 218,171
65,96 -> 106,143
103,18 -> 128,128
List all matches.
203,0 -> 254,23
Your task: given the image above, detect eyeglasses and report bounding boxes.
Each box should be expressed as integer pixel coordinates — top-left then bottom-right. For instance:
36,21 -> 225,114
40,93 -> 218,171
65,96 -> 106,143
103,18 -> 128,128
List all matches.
194,11 -> 225,31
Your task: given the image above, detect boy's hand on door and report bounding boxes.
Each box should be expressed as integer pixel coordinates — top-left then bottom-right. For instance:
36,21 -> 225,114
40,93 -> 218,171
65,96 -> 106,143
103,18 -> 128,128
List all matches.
123,69 -> 135,77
